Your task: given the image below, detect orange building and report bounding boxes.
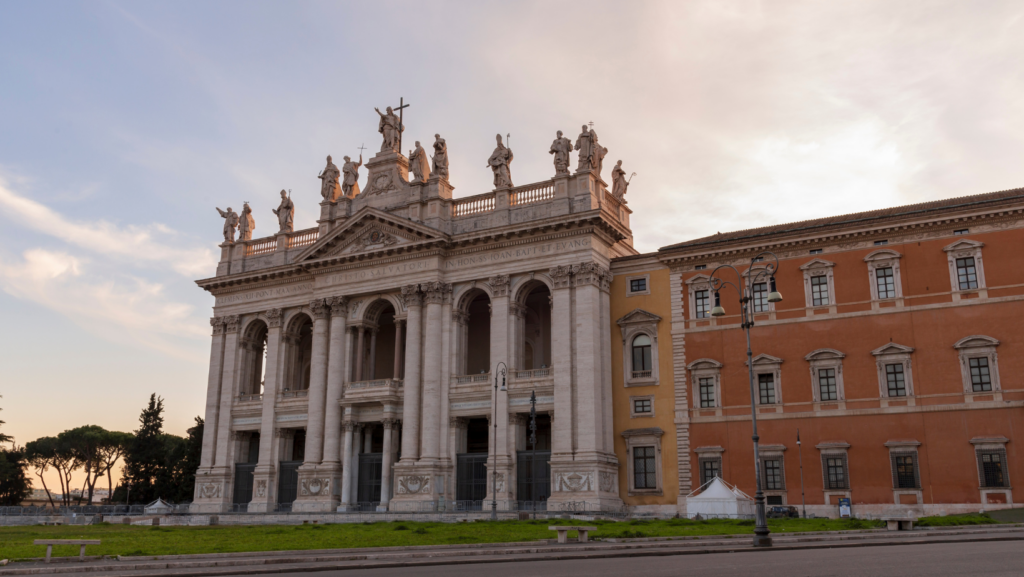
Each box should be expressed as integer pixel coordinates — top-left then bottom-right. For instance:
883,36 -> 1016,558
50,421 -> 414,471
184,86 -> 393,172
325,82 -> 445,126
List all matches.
610,187 -> 1023,517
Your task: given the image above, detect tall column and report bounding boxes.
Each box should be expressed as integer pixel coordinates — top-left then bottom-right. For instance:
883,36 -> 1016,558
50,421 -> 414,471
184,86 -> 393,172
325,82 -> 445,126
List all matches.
199,317 -> 227,470
322,297 -> 349,467
368,329 -> 378,380
351,424 -> 363,503
392,321 -> 404,379
419,282 -> 449,462
354,327 -> 365,382
213,315 -> 242,469
574,267 -> 603,456
399,285 -> 423,462
488,275 -> 512,501
549,267 -> 575,458
339,421 -> 355,509
380,419 -> 397,509
303,300 -> 331,464
250,309 -> 284,512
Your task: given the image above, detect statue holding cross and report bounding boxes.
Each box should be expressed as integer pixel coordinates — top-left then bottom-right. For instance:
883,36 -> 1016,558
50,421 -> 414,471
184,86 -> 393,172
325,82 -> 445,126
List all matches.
374,98 -> 409,154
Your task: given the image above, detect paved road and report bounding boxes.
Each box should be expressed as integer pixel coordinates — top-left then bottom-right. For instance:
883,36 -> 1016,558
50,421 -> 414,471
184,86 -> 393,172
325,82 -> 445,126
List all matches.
273,540 -> 1024,577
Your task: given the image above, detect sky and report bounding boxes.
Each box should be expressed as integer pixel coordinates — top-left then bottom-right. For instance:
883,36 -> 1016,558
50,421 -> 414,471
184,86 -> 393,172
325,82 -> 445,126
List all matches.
1,1 -> 1023,492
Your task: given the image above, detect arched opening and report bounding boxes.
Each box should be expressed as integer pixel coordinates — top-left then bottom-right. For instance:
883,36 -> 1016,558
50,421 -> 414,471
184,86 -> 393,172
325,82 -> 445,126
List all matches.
353,300 -> 404,381
516,283 -> 551,369
455,290 -> 491,376
239,320 -> 268,395
631,334 -> 652,377
283,314 -> 313,392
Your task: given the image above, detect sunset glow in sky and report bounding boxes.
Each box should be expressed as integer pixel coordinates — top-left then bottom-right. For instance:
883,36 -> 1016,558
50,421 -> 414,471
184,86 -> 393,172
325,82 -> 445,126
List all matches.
1,2 -> 1023,489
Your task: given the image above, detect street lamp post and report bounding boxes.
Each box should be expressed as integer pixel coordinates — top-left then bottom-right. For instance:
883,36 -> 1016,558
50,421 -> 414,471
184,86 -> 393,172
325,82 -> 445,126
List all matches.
529,390 -> 538,520
798,429 -> 807,519
491,362 -> 507,521
708,251 -> 783,548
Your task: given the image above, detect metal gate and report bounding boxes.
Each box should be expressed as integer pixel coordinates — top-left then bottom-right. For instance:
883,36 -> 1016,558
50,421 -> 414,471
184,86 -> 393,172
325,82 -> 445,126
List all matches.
516,450 -> 551,506
277,460 -> 301,507
456,453 -> 488,505
233,463 -> 256,507
357,453 -> 383,504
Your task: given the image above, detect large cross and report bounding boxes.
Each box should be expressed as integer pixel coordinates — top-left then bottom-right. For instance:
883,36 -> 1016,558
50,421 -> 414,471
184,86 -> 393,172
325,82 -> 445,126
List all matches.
394,97 -> 410,153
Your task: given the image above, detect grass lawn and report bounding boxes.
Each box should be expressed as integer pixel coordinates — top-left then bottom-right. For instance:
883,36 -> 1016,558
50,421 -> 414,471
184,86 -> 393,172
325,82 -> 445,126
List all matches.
916,512 -> 1000,527
0,518 -> 883,561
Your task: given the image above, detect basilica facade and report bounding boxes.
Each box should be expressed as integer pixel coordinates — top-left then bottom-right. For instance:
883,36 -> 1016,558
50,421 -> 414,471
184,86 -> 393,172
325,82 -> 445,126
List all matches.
195,110 -> 1022,518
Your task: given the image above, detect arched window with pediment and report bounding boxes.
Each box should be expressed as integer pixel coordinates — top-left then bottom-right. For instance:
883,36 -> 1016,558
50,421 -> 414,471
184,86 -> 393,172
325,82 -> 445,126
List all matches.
631,334 -> 652,376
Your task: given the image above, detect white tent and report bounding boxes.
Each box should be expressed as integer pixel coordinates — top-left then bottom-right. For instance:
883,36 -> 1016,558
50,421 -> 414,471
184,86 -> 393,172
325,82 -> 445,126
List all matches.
144,498 -> 173,514
685,477 -> 755,519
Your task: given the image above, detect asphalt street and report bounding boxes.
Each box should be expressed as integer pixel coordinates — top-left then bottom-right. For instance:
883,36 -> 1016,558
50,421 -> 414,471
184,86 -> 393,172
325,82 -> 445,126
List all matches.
273,539 -> 1024,577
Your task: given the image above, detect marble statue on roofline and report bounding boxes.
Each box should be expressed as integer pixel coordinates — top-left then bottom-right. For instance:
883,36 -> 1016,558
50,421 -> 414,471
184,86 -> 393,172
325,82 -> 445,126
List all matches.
216,206 -> 238,243
409,141 -> 430,183
549,130 -> 572,176
574,125 -> 594,172
238,202 -> 255,241
431,134 -> 449,179
375,106 -> 404,153
611,160 -> 630,203
487,134 -> 513,189
272,190 -> 294,234
591,130 -> 608,179
342,154 -> 363,198
318,155 -> 342,201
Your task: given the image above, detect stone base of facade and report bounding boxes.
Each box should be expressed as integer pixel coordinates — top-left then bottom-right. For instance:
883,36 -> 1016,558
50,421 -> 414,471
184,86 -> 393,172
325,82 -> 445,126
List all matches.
190,468 -> 232,513
387,461 -> 451,511
247,466 -> 277,513
546,458 -> 623,512
292,464 -> 341,512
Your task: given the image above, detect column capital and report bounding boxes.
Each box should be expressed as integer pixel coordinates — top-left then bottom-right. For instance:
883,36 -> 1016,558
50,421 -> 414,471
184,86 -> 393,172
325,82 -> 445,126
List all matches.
401,284 -> 423,307
573,262 -> 612,290
210,317 -> 227,336
421,281 -> 452,305
508,302 -> 528,318
329,296 -> 349,317
488,274 -> 511,297
274,428 -> 288,439
549,265 -> 574,289
382,418 -> 401,430
265,308 -> 284,328
342,421 -> 357,432
309,299 -> 330,319
509,414 -> 526,426
224,315 -> 241,333
449,416 -> 467,428
451,310 -> 469,325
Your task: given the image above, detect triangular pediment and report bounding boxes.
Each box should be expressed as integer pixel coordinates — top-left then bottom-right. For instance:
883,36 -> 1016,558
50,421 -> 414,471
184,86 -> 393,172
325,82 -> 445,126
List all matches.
294,207 -> 448,263
871,342 -> 914,356
616,308 -> 663,326
747,353 -> 784,366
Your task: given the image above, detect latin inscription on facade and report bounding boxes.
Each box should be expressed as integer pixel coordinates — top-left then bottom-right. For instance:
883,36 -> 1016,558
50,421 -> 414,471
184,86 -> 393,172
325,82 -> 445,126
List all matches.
218,283 -> 314,305
444,238 -> 591,270
324,260 -> 433,285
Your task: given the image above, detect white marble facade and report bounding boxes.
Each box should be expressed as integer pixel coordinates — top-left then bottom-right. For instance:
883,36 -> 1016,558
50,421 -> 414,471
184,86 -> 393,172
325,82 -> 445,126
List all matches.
192,128 -> 637,513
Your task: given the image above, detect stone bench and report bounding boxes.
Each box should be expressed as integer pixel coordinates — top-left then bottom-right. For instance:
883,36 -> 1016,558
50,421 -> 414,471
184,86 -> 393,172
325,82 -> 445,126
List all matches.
881,517 -> 918,531
33,539 -> 101,563
548,525 -> 598,544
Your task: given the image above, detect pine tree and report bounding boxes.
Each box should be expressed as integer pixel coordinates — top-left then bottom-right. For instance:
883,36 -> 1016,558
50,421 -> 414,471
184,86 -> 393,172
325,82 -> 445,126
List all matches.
120,394 -> 167,503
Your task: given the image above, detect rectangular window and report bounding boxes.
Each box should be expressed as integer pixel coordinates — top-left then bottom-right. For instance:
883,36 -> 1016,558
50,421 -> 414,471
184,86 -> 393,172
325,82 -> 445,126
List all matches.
752,256 -> 764,262
969,357 -> 992,392
824,455 -> 848,490
758,374 -> 776,405
633,446 -> 657,489
694,264 -> 707,270
875,267 -> 896,299
956,257 -> 979,290
954,229 -> 969,235
699,377 -> 716,408
809,249 -> 823,255
766,495 -> 783,505
874,240 -> 888,246
629,278 -> 647,293
892,454 -> 918,489
633,398 -> 652,414
699,457 -> 721,486
818,368 -> 838,401
763,458 -> 783,490
752,282 -> 769,313
885,364 -> 907,397
811,275 -> 830,306
694,289 -> 710,319
978,450 -> 1007,488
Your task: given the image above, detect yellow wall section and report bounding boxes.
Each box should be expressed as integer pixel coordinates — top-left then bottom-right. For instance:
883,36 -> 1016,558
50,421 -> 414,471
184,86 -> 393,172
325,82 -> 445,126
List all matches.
609,266 -> 677,505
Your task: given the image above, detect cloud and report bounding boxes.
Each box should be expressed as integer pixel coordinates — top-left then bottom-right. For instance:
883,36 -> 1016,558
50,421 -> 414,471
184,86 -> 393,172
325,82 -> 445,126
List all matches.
0,248 -> 207,361
0,177 -> 216,277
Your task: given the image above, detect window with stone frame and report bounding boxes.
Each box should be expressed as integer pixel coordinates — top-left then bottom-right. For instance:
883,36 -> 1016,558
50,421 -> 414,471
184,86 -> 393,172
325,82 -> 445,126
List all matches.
751,282 -> 769,313
944,239 -> 987,294
805,349 -> 846,404
977,449 -> 1009,488
749,354 -> 783,406
623,428 -> 664,495
617,309 -> 662,387
689,359 -> 723,409
630,395 -> 655,418
954,336 -> 1001,396
799,259 -> 836,310
890,452 -> 921,489
698,455 -> 722,486
686,274 -> 713,321
863,249 -> 903,303
871,343 -> 915,399
762,457 -> 785,491
626,274 -> 650,296
822,453 -> 849,490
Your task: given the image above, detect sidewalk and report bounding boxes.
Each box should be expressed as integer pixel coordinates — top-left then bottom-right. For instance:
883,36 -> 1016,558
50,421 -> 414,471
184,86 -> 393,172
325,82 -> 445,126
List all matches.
2,524 -> 1022,576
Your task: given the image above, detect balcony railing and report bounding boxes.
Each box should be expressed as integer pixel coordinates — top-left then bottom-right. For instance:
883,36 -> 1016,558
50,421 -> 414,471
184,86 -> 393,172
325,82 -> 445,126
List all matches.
453,374 -> 490,385
278,389 -> 308,399
513,367 -> 552,380
347,378 -> 403,390
237,393 -> 262,402
631,370 -> 652,379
